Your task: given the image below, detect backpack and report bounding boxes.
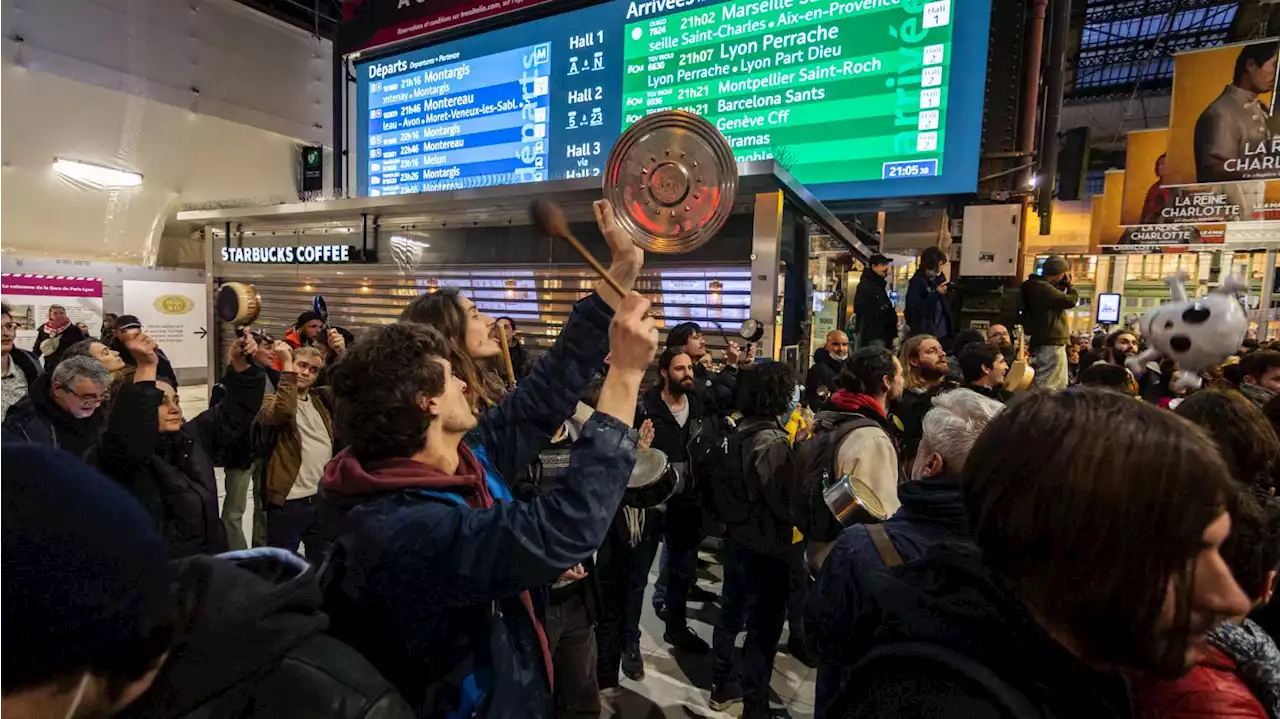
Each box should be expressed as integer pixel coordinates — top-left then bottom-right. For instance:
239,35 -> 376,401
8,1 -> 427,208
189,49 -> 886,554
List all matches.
789,411 -> 887,543
839,641 -> 1048,719
689,412 -> 759,526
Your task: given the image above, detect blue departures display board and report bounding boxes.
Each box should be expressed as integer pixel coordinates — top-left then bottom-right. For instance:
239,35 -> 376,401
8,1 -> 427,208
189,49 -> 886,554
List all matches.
354,0 -> 992,202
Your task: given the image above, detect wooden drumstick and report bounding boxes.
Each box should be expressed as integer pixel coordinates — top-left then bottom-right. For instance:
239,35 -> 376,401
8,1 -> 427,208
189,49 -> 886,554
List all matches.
530,199 -> 626,298
496,323 -> 517,389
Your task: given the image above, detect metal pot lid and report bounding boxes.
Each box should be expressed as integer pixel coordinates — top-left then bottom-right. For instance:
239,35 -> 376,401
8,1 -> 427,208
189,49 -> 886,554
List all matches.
604,111 -> 738,254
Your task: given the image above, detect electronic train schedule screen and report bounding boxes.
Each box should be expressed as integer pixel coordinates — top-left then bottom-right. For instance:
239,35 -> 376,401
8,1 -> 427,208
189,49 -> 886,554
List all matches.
354,0 -> 991,201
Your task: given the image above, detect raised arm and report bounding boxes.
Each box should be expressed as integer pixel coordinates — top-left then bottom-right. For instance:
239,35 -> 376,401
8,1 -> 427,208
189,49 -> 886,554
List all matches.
98,334 -> 163,478
256,342 -> 300,426
188,334 -> 265,457
476,200 -> 645,480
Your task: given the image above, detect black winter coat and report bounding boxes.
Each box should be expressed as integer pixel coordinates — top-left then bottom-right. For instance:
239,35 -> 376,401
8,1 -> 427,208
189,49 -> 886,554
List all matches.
804,348 -> 844,409
638,384 -> 705,463
725,416 -> 794,558
2,373 -> 106,459
117,549 -> 414,719
33,323 -> 85,371
93,366 -> 265,558
806,543 -> 1136,719
904,270 -> 953,344
853,268 -> 898,345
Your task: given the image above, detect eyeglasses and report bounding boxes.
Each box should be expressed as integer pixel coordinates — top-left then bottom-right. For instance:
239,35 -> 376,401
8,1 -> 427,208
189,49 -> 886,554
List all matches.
56,384 -> 105,406
2,322 -> 17,332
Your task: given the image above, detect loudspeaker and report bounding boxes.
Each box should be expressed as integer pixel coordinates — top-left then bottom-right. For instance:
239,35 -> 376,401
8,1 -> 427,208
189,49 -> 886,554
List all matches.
1057,127 -> 1091,202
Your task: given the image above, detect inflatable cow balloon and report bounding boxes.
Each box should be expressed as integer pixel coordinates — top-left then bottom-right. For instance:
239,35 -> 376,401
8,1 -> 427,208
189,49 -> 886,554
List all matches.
1125,272 -> 1248,392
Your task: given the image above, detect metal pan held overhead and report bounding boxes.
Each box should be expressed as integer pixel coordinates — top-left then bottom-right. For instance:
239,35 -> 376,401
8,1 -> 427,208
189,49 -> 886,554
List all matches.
216,282 -> 261,329
604,110 -> 738,254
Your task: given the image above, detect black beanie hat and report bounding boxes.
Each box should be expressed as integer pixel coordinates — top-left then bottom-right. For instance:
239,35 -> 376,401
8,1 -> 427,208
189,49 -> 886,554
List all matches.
2,445 -> 173,690
295,311 -> 320,328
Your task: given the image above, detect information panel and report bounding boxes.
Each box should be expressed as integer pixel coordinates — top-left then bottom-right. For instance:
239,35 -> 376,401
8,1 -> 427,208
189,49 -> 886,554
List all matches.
355,0 -> 990,201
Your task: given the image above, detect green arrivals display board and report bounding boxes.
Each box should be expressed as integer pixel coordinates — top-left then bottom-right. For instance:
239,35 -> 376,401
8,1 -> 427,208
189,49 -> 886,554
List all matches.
622,0 -> 953,185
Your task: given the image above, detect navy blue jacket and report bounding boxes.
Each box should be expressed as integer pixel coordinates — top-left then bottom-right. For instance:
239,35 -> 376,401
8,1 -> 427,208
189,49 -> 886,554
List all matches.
811,475 -> 969,717
805,543 -> 1135,719
904,270 -> 953,344
824,474 -> 969,572
320,293 -> 632,719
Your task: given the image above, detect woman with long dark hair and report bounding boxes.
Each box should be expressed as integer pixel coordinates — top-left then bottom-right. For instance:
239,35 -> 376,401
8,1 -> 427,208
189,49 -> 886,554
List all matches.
398,199 -> 643,483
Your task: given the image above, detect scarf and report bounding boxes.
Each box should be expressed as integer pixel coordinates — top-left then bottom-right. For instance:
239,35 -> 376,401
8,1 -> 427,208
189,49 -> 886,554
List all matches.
43,314 -> 71,334
829,390 -> 886,418
1209,619 -> 1280,718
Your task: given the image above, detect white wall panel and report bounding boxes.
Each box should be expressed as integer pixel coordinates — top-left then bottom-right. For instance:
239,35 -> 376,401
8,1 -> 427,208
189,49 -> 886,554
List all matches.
2,0 -> 331,141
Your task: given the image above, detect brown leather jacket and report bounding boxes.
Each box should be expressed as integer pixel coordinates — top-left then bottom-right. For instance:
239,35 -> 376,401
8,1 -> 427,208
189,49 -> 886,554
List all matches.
256,372 -> 334,507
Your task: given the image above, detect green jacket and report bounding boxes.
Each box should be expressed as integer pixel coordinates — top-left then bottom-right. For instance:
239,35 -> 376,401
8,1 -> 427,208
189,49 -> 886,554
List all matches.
1020,274 -> 1079,347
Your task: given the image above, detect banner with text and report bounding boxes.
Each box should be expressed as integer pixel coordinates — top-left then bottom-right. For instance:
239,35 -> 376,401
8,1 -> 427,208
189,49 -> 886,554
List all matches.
1,274 -> 104,349
122,281 -> 209,370
340,0 -> 556,54
1159,38 -> 1280,226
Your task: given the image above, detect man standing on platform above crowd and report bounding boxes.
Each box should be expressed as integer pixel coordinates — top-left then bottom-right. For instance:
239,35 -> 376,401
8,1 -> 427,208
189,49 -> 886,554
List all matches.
853,254 -> 898,350
1021,256 -> 1078,390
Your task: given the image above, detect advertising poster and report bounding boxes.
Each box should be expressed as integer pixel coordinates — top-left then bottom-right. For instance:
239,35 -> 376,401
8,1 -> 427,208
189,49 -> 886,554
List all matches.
1160,38 -> 1280,224
122,281 -> 208,370
1166,38 -> 1279,185
1120,128 -> 1172,226
0,274 -> 104,349
1092,170 -> 1126,249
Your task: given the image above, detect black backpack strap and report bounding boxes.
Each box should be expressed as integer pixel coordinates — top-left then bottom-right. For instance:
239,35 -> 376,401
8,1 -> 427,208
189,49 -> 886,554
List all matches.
849,642 -> 1046,719
865,524 -> 903,568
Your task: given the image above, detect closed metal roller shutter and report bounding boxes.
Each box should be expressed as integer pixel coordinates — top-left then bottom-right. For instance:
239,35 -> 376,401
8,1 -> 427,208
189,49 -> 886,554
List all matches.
214,261 -> 754,376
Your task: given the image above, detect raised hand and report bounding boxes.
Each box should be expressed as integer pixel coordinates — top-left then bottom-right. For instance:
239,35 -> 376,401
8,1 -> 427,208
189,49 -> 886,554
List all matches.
125,333 -> 159,366
327,328 -> 346,354
607,292 -> 657,376
638,418 -> 655,449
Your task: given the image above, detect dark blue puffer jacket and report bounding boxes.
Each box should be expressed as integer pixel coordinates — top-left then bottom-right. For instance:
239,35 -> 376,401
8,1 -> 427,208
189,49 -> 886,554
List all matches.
319,293 -> 631,719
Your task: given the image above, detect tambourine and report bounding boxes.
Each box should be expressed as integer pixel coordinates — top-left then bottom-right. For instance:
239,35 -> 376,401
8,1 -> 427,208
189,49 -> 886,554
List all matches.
604,110 -> 738,254
823,475 -> 889,526
623,447 -> 680,509
216,282 -> 261,330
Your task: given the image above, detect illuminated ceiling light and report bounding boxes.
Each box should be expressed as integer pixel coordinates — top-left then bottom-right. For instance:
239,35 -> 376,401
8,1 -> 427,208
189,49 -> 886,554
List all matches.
53,158 -> 143,188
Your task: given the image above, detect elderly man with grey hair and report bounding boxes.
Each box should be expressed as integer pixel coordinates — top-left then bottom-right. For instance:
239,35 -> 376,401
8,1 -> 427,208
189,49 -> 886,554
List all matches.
806,388 -> 1007,714
813,388 -> 1007,574
1,354 -> 111,458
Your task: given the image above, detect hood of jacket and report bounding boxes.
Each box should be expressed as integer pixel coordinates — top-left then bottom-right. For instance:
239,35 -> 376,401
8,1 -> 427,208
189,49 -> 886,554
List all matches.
321,445 -> 494,510
895,474 -> 968,537
119,549 -> 328,718
807,543 -> 1134,717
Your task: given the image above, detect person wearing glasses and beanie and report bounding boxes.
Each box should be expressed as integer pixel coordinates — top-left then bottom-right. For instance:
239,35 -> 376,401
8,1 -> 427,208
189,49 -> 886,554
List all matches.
2,355 -> 111,459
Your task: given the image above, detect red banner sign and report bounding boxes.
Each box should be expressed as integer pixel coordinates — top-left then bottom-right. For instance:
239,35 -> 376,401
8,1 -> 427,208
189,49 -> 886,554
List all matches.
340,0 -> 557,55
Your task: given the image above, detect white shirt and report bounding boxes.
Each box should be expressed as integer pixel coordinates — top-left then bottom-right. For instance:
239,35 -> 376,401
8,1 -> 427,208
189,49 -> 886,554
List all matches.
288,394 -> 332,500
668,396 -> 690,428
